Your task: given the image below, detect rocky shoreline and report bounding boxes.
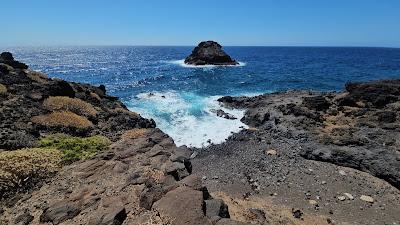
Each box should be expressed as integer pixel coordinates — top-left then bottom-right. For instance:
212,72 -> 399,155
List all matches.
1,53 -> 399,225
193,80 -> 400,224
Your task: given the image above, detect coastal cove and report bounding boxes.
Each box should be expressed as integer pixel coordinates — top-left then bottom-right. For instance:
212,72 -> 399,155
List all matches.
1,50 -> 400,224
7,46 -> 400,147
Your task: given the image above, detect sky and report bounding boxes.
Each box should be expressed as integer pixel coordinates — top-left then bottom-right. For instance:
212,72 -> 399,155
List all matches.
1,0 -> 400,47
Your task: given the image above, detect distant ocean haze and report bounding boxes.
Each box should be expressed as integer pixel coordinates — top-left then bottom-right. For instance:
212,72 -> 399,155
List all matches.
6,46 -> 400,147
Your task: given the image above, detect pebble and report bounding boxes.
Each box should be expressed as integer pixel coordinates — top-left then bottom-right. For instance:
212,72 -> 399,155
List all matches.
321,181 -> 327,185
338,170 -> 347,176
344,193 -> 354,200
190,151 -> 198,159
266,149 -> 277,156
360,195 -> 374,203
337,196 -> 346,201
309,200 -> 318,206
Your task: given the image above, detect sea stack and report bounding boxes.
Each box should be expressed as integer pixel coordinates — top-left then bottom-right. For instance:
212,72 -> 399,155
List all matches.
184,41 -> 239,66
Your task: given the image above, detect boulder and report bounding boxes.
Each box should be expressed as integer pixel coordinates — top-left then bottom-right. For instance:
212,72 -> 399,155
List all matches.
210,109 -> 237,120
205,199 -> 230,218
0,52 -> 28,69
241,110 -> 270,127
185,41 -> 238,66
302,96 -> 330,111
152,186 -> 212,225
40,200 -> 81,224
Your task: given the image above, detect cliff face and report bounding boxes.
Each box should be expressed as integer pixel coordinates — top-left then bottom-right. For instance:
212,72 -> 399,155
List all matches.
0,53 -> 244,225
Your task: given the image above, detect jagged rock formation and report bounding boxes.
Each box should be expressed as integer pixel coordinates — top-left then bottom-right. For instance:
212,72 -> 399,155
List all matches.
185,41 -> 239,66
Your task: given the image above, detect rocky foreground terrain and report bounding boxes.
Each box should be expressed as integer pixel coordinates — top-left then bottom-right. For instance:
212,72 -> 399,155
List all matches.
193,80 -> 400,224
1,52 -> 399,225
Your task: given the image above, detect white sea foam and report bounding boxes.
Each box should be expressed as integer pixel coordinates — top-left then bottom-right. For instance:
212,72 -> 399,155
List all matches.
128,91 -> 247,148
169,59 -> 246,68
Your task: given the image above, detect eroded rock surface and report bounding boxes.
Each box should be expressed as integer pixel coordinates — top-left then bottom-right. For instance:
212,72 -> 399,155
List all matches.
185,41 -> 238,66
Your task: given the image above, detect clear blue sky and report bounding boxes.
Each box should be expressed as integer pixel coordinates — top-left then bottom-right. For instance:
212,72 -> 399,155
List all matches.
1,0 -> 399,47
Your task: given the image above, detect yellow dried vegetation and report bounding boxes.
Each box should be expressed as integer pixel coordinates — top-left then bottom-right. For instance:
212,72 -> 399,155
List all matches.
32,111 -> 94,129
0,148 -> 62,192
0,83 -> 7,95
26,70 -> 49,84
121,128 -> 151,139
43,96 -> 97,117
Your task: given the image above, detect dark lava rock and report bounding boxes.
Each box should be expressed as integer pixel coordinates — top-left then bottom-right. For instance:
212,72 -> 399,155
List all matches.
241,109 -> 270,127
0,52 -> 28,69
302,96 -> 330,111
205,199 -> 230,218
14,211 -> 34,225
211,109 -> 237,120
375,111 -> 397,123
185,41 -> 238,66
301,146 -> 400,189
40,201 -> 81,224
292,208 -> 303,219
339,80 -> 400,107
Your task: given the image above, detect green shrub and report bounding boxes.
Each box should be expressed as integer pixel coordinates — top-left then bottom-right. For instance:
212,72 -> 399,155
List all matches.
31,111 -> 94,129
39,134 -> 110,163
43,96 -> 97,117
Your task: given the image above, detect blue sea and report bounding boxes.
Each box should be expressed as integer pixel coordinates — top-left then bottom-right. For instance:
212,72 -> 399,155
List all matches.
4,46 -> 400,147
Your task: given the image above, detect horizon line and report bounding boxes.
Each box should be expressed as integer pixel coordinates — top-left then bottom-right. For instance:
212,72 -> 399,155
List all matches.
1,44 -> 399,49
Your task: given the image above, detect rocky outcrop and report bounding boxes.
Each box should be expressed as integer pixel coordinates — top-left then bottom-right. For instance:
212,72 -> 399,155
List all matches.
185,41 -> 238,66
217,80 -> 400,190
0,53 -> 155,150
0,52 -> 28,70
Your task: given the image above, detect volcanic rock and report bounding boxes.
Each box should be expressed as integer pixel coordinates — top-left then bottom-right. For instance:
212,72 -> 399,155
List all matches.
185,41 -> 238,65
0,52 -> 28,69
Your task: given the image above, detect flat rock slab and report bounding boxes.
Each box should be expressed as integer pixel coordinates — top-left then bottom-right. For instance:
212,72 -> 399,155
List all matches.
153,186 -> 212,225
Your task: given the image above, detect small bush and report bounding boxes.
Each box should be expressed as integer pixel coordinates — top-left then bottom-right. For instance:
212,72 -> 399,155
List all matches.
43,96 -> 97,117
113,107 -> 140,119
0,83 -> 7,95
90,92 -> 101,101
26,70 -> 49,84
121,128 -> 151,139
39,134 -> 110,163
0,148 -> 62,194
32,111 -> 94,129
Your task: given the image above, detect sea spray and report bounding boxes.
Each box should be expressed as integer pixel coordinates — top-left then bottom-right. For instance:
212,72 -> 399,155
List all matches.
127,91 -> 247,148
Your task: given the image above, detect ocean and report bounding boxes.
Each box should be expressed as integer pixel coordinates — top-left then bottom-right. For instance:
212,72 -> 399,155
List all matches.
5,46 -> 400,147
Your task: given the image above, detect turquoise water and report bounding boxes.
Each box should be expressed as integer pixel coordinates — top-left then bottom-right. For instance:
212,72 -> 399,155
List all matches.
5,46 -> 400,147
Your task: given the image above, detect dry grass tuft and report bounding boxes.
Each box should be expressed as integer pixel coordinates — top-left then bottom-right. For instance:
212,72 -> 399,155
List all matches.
0,148 -> 62,193
26,70 -> 49,84
44,96 -> 97,117
32,111 -> 94,129
114,107 -> 139,118
0,83 -> 7,95
121,128 -> 151,139
90,92 -> 101,101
